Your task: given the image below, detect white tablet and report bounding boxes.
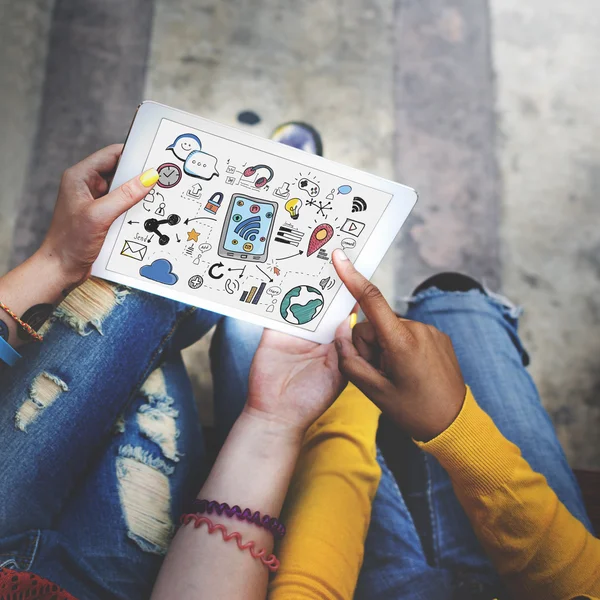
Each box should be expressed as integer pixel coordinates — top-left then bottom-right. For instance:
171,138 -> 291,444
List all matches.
92,101 -> 417,343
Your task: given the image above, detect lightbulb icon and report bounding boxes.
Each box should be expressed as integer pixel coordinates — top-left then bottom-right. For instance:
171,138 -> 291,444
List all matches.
284,197 -> 303,220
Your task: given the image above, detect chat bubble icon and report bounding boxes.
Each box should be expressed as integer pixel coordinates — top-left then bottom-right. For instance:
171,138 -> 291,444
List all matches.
266,286 -> 282,297
198,242 -> 212,253
184,150 -> 219,180
167,133 -> 202,161
341,238 -> 357,250
337,184 -> 352,195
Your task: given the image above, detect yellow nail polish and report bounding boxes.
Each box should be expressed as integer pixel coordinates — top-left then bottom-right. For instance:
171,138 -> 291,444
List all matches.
140,168 -> 159,187
349,313 -> 357,329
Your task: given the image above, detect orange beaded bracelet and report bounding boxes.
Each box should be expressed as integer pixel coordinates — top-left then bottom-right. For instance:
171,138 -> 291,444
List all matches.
0,301 -> 44,342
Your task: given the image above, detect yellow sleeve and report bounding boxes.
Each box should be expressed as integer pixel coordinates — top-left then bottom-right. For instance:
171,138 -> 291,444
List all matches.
417,386 -> 600,600
268,383 -> 381,600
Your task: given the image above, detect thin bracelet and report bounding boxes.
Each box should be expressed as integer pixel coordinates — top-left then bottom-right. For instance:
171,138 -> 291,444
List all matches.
180,514 -> 280,572
0,301 -> 44,342
0,336 -> 21,366
192,499 -> 286,538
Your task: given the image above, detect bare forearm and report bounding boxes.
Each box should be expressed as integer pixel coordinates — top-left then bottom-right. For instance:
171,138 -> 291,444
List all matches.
151,409 -> 303,600
0,249 -> 79,347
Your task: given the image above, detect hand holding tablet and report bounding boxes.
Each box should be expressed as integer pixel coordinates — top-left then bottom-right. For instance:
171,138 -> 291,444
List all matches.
92,102 -> 417,343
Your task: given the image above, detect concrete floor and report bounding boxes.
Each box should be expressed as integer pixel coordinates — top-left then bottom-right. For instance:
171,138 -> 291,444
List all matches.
1,0 -> 598,468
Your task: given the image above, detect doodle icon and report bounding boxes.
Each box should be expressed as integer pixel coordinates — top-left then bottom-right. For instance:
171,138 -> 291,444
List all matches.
187,228 -> 200,242
284,197 -> 302,220
242,164 -> 274,189
298,178 -> 320,197
225,278 -> 240,294
166,133 -> 202,161
188,275 -> 203,289
187,183 -> 202,198
352,196 -> 367,212
239,282 -> 267,304
157,163 -> 182,188
144,214 -> 181,246
319,276 -> 335,291
140,259 -> 179,285
120,240 -> 147,261
274,182 -> 291,200
340,218 -> 365,237
307,223 -> 334,257
155,202 -> 166,216
205,191 -> 224,214
337,184 -> 352,195
184,150 -> 219,180
326,189 -> 335,201
280,285 -> 324,325
341,238 -> 357,250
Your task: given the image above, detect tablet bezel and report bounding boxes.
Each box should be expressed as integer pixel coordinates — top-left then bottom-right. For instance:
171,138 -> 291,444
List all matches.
92,101 -> 417,343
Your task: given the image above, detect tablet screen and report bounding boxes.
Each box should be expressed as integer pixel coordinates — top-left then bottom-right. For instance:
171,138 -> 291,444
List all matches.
104,117 -> 394,332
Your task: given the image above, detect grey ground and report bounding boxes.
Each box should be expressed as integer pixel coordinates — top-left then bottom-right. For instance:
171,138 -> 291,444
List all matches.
0,0 -> 598,467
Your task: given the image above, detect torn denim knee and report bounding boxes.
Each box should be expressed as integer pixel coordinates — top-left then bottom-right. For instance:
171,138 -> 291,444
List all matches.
42,277 -> 129,337
137,368 -> 181,462
116,444 -> 174,555
15,372 -> 69,432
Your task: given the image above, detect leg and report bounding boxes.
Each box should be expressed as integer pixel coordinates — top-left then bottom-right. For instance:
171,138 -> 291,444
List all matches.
0,278 -> 219,536
19,353 -> 206,600
355,449 -> 451,600
395,287 -> 592,582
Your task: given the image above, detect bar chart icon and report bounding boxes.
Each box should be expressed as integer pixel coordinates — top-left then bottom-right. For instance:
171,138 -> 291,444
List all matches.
239,282 -> 266,305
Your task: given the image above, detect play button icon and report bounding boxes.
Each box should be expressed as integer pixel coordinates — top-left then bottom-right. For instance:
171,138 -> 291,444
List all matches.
340,218 -> 365,237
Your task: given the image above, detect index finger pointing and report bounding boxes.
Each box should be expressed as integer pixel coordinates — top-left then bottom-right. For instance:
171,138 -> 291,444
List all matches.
332,248 -> 399,340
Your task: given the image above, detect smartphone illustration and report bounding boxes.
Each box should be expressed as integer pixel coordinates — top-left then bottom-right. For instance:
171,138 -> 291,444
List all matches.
218,194 -> 278,263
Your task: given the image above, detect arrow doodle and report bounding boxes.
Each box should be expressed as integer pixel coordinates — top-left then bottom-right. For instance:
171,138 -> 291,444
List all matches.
276,251 -> 304,261
255,266 -> 273,282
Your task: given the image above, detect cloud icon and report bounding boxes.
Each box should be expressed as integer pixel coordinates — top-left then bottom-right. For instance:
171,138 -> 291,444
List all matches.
140,259 -> 179,285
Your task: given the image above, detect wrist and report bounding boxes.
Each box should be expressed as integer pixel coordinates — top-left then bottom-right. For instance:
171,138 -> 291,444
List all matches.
239,406 -> 305,449
34,245 -> 87,291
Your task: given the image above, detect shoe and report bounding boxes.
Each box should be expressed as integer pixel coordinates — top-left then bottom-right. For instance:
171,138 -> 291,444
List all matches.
411,272 -> 485,296
270,122 -> 323,156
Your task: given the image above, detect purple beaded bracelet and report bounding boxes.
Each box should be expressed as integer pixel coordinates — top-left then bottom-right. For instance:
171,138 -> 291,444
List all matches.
191,499 -> 286,538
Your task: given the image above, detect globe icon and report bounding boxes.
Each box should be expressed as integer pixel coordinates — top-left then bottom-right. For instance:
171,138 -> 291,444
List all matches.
280,285 -> 325,325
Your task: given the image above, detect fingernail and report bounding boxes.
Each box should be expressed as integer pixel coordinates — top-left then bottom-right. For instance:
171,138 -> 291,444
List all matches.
335,248 -> 349,261
140,168 -> 159,187
349,313 -> 357,329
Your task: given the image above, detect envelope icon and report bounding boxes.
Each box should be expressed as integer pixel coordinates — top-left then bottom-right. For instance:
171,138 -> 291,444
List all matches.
121,240 -> 148,261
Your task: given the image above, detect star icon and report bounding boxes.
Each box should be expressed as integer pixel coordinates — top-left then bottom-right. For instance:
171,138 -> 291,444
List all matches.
187,228 -> 200,242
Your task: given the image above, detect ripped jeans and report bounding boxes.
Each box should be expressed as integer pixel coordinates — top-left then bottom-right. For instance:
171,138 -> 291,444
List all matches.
0,278 -> 260,600
0,280 -> 591,599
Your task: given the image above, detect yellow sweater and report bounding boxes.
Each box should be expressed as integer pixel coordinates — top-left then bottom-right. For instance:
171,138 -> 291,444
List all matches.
269,385 -> 600,600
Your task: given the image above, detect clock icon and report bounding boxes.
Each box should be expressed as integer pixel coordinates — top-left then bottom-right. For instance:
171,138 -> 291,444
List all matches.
157,163 -> 182,188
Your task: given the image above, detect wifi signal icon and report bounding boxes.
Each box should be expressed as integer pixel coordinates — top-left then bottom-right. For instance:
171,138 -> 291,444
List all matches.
352,196 -> 367,213
234,215 -> 261,241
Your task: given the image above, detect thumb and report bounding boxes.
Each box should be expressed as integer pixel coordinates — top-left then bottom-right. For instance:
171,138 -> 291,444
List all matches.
91,168 -> 159,225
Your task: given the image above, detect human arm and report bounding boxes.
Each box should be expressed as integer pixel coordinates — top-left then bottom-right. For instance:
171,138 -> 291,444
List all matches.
331,249 -> 600,600
0,145 -> 159,348
268,382 -> 381,600
151,324 -> 352,600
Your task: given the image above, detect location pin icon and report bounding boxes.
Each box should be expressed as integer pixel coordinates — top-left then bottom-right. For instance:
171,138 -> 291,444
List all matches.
307,223 -> 334,257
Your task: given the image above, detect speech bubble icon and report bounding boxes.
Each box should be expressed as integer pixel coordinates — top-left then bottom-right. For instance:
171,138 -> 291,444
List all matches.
266,286 -> 282,297
198,242 -> 212,253
341,238 -> 357,250
167,133 -> 202,161
337,184 -> 352,195
184,150 -> 219,180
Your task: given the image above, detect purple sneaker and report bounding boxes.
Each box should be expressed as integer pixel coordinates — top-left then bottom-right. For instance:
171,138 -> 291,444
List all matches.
270,121 -> 323,156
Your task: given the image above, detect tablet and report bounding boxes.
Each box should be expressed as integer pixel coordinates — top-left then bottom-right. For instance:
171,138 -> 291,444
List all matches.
92,101 -> 417,343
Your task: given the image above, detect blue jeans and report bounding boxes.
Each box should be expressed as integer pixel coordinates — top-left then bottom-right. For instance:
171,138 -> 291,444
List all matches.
356,288 -> 593,599
0,280 -> 262,600
0,283 -> 590,599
